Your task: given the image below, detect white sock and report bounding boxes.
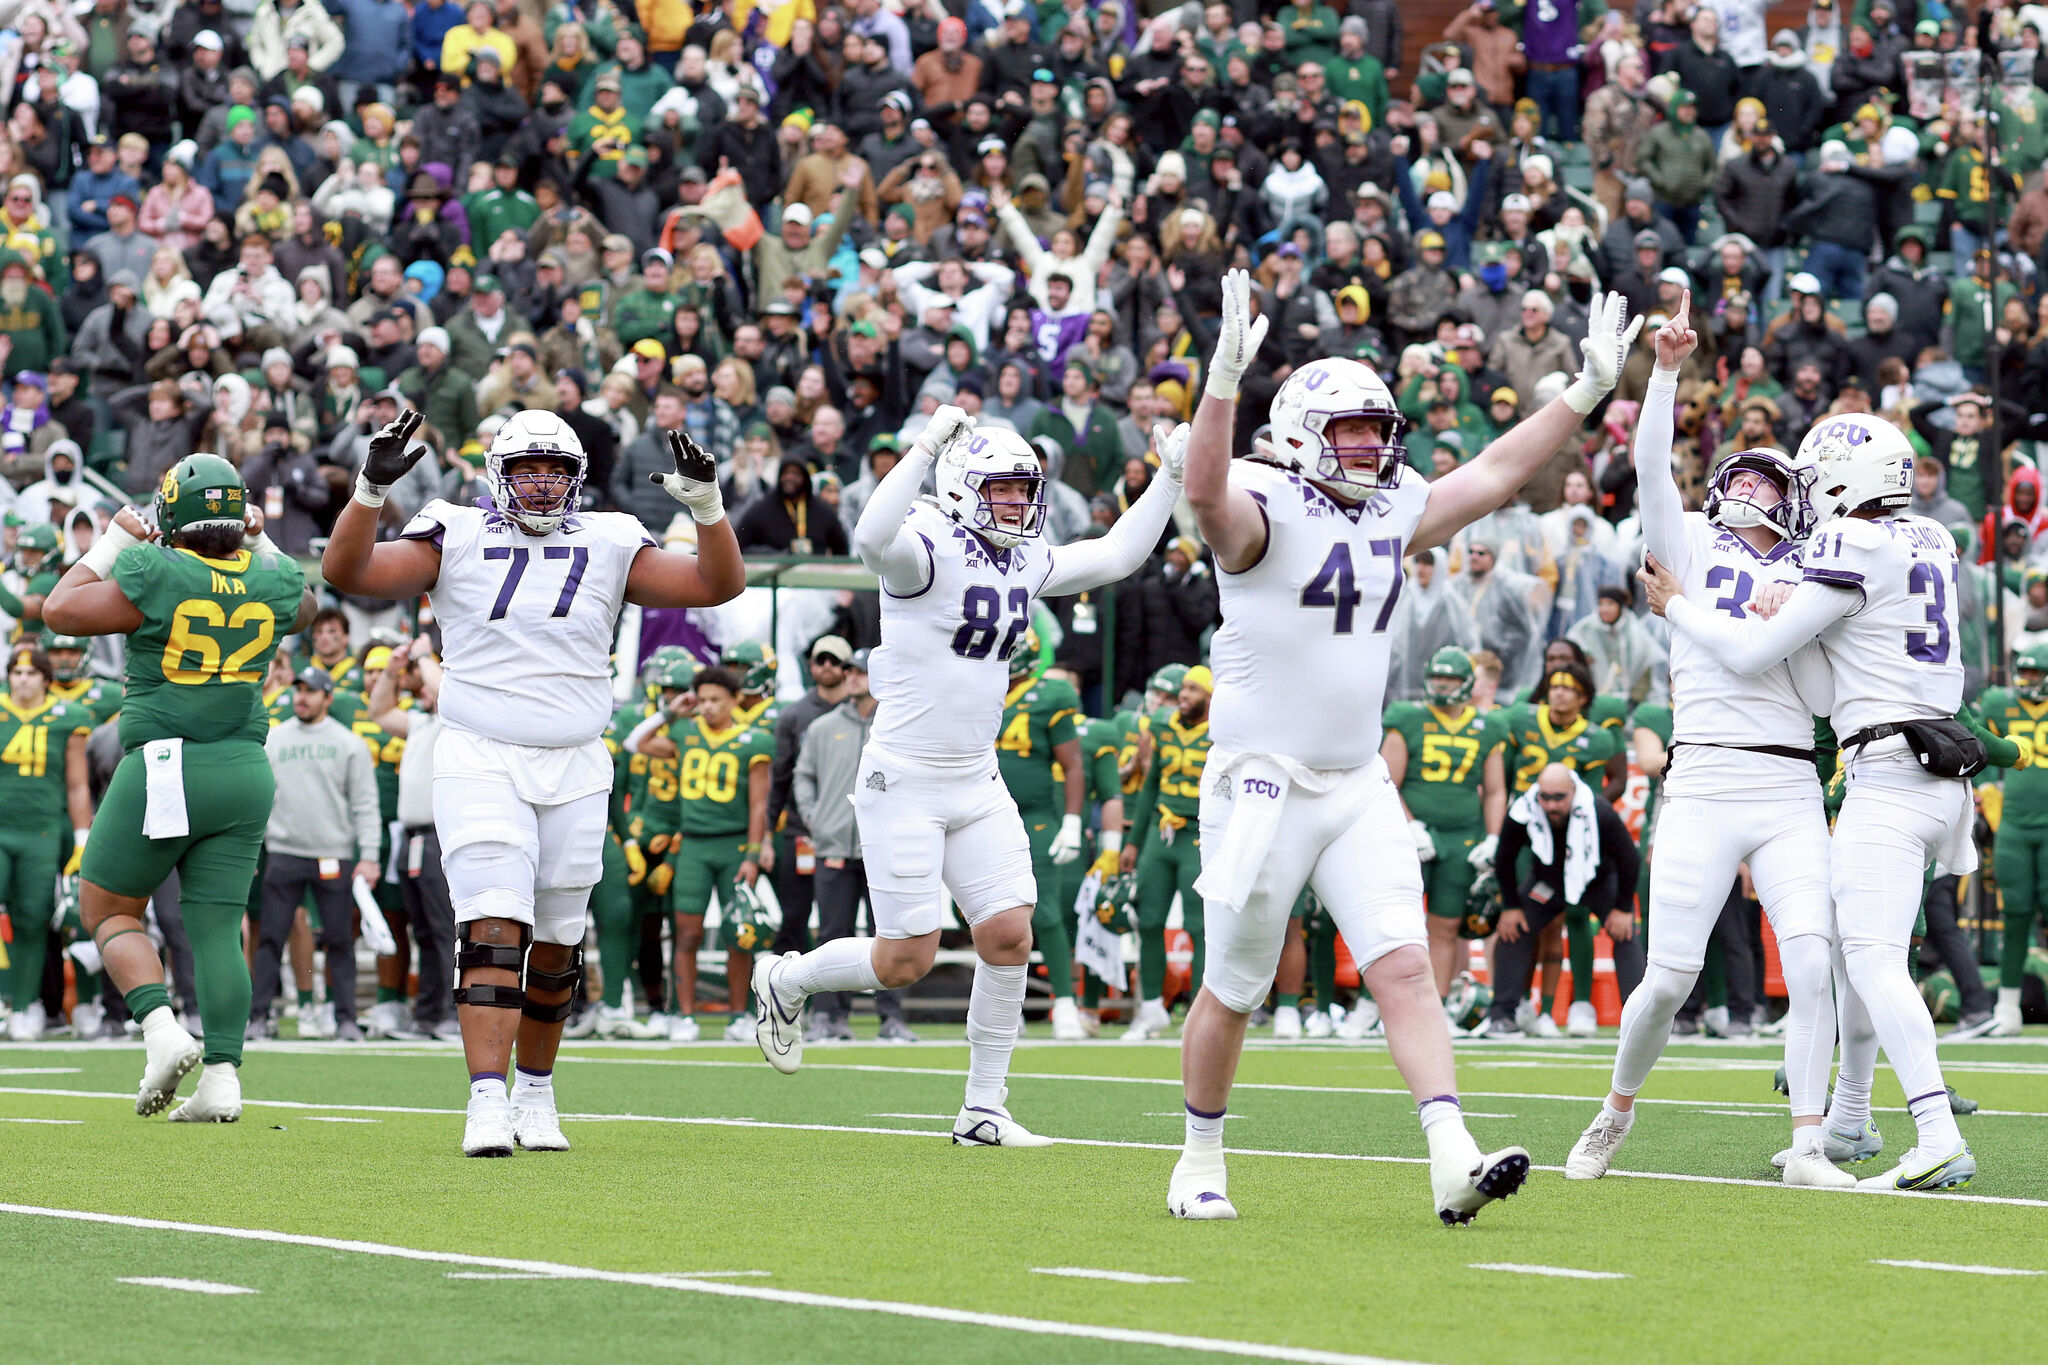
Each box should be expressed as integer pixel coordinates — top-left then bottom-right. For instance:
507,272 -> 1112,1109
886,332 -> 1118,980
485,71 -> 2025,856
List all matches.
140,1005 -> 185,1042
1184,1102 -> 1225,1150
1418,1094 -> 1480,1165
1598,1101 -> 1635,1131
1999,985 -> 2022,1013
1792,1124 -> 1826,1155
1777,934 -> 1837,1120
1842,940 -> 1950,1138
512,1066 -> 553,1103
469,1073 -> 508,1103
1609,961 -> 1694,1098
963,960 -> 1027,1110
787,936 -> 882,997
1907,1089 -> 1963,1152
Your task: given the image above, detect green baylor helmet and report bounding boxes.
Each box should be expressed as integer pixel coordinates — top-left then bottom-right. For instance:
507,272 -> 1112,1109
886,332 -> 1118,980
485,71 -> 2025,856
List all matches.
719,875 -> 779,952
656,656 -> 698,695
2016,644 -> 2048,702
721,639 -> 777,695
14,520 -> 58,571
40,631 -> 88,682
1009,626 -> 1042,679
1147,663 -> 1188,699
154,453 -> 246,539
1425,647 -> 1476,705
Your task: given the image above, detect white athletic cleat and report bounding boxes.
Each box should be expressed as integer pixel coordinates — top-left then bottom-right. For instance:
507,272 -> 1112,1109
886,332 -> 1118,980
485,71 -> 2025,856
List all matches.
1304,1009 -> 1333,1039
1271,1005 -> 1303,1040
1337,999 -> 1381,1039
1050,997 -> 1088,1041
1858,1141 -> 1976,1191
1515,998 -> 1538,1032
1784,1147 -> 1857,1188
667,1014 -> 701,1043
166,1062 -> 242,1122
1564,1110 -> 1634,1179
1124,998 -> 1171,1041
752,952 -> 806,1074
1434,1145 -> 1532,1225
1772,1117 -> 1886,1169
296,1001 -> 330,1039
1530,1013 -> 1562,1039
463,1091 -> 516,1157
952,1090 -> 1054,1147
1168,1146 -> 1238,1220
135,1014 -> 204,1116
512,1092 -> 570,1151
1702,1005 -> 1732,1037
71,1000 -> 105,1041
1566,1000 -> 1598,1037
595,1003 -> 663,1039
1987,1000 -> 2024,1037
724,1014 -> 757,1043
363,1000 -> 417,1039
8,1000 -> 46,1041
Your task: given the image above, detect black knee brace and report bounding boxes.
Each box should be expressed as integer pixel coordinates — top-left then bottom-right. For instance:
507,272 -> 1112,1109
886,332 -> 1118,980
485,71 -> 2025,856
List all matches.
521,947 -> 583,1024
452,925 -> 529,1010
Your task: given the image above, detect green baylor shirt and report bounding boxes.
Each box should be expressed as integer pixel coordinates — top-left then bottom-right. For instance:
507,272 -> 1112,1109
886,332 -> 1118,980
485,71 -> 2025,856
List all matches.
113,543 -> 305,751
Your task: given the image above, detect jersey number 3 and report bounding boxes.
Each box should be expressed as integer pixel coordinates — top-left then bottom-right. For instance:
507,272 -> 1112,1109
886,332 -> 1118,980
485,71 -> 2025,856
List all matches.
1906,561 -> 1953,665
954,585 -> 1030,660
1301,540 -> 1402,634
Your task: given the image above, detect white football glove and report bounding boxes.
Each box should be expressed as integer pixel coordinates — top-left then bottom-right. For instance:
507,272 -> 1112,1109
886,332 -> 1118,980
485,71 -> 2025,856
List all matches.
1563,290 -> 1644,416
1467,833 -> 1498,874
1204,268 -> 1268,402
1409,818 -> 1436,863
1152,421 -> 1190,485
912,403 -> 976,465
1049,813 -> 1084,866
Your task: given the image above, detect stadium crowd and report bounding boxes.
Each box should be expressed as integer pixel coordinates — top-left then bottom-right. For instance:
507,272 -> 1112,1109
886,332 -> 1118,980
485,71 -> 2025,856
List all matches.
0,0 -> 2045,1046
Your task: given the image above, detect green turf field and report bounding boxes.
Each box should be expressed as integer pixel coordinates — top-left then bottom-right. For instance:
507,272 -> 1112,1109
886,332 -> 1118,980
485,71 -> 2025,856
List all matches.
4,1025 -> 2045,1365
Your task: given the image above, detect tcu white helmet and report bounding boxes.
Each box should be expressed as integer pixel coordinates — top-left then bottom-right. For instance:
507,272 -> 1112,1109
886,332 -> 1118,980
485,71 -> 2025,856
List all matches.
1262,357 -> 1407,501
1798,413 -> 1914,526
488,409 -> 587,534
935,426 -> 1046,548
1705,447 -> 1814,541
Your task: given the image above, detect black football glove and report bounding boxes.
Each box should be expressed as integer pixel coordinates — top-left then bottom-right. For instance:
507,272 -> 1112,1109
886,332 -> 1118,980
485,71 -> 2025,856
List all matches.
650,429 -> 725,523
363,409 -> 426,486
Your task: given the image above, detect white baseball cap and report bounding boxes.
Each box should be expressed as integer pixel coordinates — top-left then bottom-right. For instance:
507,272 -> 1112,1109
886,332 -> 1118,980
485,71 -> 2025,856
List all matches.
1501,193 -> 1532,213
1788,272 -> 1822,296
1426,191 -> 1457,212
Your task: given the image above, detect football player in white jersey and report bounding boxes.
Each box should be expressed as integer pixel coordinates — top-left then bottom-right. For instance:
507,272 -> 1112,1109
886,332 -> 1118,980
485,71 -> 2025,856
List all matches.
748,406 -> 1185,1145
322,408 -> 745,1157
1642,410 -> 1980,1191
1566,298 -> 1850,1187
1171,271 -> 1641,1225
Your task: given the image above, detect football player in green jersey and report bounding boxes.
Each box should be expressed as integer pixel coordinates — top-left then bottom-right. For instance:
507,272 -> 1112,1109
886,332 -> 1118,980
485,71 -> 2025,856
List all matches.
42,632 -> 122,724
1978,645 -> 2048,1035
1382,648 -> 1507,998
996,636 -> 1088,1038
1491,659 -> 1622,1035
584,650 -> 691,1038
1122,664 -> 1212,1040
43,454 -> 314,1122
1072,711 -> 1129,1030
0,521 -> 61,637
0,644 -> 93,1038
629,664 -> 773,1042
724,639 -> 781,731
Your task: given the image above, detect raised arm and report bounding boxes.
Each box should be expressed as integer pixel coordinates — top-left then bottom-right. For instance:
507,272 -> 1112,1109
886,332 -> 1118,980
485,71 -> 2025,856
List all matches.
625,431 -> 746,607
1182,268 -> 1269,573
1410,291 -> 1642,555
1039,425 -> 1183,595
321,411 -> 445,600
1651,572 -> 1853,676
1635,295 -> 1697,579
854,405 -> 971,593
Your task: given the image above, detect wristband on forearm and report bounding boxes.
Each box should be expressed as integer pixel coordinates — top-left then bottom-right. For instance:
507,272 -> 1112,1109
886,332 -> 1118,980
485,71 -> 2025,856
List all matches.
354,472 -> 388,508
79,520 -> 141,579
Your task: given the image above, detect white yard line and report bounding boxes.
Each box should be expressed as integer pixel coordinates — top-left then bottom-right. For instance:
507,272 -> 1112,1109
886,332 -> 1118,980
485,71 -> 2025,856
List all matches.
1870,1260 -> 2044,1277
115,1277 -> 258,1295
298,1117 -> 382,1124
0,1116 -> 80,1124
4,1085 -> 2045,1210
1467,1264 -> 1629,1281
1032,1268 -> 1190,1285
4,1204 -> 1430,1365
